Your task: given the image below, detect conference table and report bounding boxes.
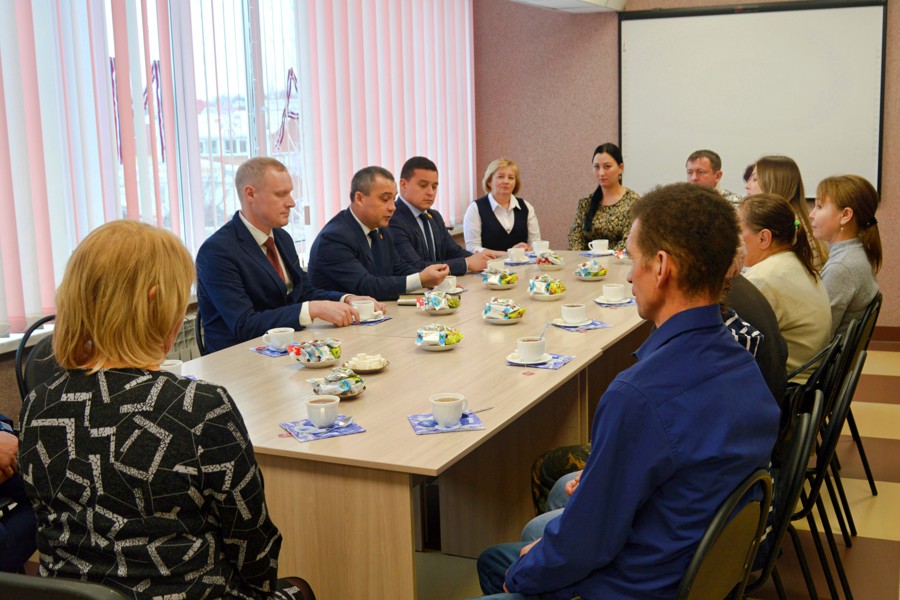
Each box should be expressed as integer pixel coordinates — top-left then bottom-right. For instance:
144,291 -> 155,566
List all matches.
183,251 -> 651,599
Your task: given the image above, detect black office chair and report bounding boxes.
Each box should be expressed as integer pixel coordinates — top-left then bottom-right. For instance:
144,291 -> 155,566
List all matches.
675,468 -> 773,600
0,572 -> 130,600
745,387 -> 824,599
14,315 -> 61,402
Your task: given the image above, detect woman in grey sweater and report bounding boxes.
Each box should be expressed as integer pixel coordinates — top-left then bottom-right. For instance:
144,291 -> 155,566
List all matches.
809,175 -> 882,337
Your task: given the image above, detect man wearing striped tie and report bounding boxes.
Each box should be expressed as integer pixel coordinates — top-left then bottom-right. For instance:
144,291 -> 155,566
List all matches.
196,157 -> 383,353
390,156 -> 501,276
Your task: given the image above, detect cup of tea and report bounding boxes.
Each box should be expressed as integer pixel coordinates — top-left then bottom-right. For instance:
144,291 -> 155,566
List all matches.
602,283 -> 626,302
263,327 -> 295,351
160,359 -> 182,375
305,395 -> 340,428
488,259 -> 505,271
429,393 -> 468,427
436,275 -> 458,291
507,247 -> 527,262
352,300 -> 375,321
589,239 -> 610,253
561,303 -> 586,324
532,240 -> 550,254
517,336 -> 547,363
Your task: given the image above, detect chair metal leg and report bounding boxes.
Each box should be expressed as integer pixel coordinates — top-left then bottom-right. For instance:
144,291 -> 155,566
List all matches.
824,466 -> 854,546
787,524 -> 819,599
772,565 -> 790,600
801,489 -> 839,600
815,494 -> 853,599
829,458 -> 857,539
847,408 -> 878,496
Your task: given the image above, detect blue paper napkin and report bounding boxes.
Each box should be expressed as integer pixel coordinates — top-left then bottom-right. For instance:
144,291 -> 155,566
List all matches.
280,415 -> 366,442
507,353 -> 575,370
579,250 -> 614,257
356,315 -> 392,326
593,298 -> 636,308
551,320 -> 612,332
408,411 -> 485,435
250,346 -> 289,357
505,259 -> 535,266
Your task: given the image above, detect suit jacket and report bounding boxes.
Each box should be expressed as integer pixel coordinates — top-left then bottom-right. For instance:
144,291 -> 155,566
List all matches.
308,208 -> 417,301
389,199 -> 471,276
196,212 -> 342,353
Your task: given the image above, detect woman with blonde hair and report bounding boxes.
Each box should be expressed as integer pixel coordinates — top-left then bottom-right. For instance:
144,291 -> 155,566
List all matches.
746,155 -> 828,268
464,158 -> 541,253
19,220 -> 312,600
740,194 -> 831,380
810,174 -> 882,337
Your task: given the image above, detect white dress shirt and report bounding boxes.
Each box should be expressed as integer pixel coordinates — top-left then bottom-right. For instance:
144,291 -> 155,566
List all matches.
462,193 -> 541,253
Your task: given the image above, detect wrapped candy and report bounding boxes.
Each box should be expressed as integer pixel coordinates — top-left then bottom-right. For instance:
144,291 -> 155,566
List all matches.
529,274 -> 566,296
416,323 -> 464,347
416,290 -> 461,312
535,252 -> 564,266
482,268 -> 518,286
574,260 -> 608,278
287,338 -> 342,363
308,366 -> 365,396
483,297 -> 526,320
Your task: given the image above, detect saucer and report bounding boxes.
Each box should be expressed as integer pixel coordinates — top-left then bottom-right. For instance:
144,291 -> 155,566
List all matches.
298,357 -> 339,368
594,296 -> 631,305
575,274 -> 606,281
504,260 -> 531,266
419,343 -> 458,352
530,291 -> 566,302
586,250 -> 614,257
360,311 -> 385,323
507,352 -> 552,366
424,307 -> 458,316
486,282 -> 517,290
483,316 -> 522,325
443,286 -> 465,295
552,317 -> 592,328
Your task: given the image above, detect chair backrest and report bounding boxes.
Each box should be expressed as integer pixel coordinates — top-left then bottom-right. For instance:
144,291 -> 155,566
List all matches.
194,310 -> 207,356
745,388 -> 823,593
676,469 -> 773,600
14,315 -> 60,401
852,291 -> 881,363
792,350 -> 866,521
0,572 -> 130,600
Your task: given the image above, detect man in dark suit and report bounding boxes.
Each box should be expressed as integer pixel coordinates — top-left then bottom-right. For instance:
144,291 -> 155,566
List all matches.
308,166 -> 449,300
197,157 -> 382,353
389,156 -> 500,276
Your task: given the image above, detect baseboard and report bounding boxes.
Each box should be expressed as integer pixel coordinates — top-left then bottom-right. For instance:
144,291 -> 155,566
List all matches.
873,326 -> 900,342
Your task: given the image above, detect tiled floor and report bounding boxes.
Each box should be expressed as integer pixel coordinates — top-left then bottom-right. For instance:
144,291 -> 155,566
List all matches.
418,346 -> 900,600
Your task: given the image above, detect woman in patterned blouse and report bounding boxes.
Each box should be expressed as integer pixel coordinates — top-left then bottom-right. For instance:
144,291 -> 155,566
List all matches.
19,221 -> 312,600
567,143 -> 640,252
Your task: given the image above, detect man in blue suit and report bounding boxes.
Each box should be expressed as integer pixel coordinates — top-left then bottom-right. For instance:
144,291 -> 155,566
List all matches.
389,156 -> 500,275
308,166 -> 449,300
197,157 -> 382,353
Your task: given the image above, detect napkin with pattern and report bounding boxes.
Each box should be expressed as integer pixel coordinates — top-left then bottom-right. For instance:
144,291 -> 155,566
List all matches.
280,415 -> 366,442
593,298 -> 636,308
250,346 -> 289,357
552,320 -> 611,332
408,411 -> 485,435
508,353 -> 575,370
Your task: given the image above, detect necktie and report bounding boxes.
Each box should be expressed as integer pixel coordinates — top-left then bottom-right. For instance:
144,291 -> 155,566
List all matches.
368,230 -> 383,274
263,237 -> 286,281
419,212 -> 436,260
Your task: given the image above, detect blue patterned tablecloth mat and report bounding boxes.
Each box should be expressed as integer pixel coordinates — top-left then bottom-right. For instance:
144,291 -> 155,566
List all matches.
357,315 -> 392,326
507,353 -> 575,370
280,415 -> 366,442
593,298 -> 636,308
552,320 -> 611,332
408,411 -> 485,435
250,346 -> 289,357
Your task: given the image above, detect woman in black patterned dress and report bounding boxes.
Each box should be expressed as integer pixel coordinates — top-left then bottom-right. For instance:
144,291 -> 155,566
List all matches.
19,221 -> 312,600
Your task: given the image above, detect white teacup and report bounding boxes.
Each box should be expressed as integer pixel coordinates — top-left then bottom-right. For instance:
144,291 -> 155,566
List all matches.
516,336 -> 547,363
561,303 -> 586,324
305,395 -> 340,428
590,239 -> 610,253
160,359 -> 182,375
263,327 -> 295,351
532,240 -> 550,254
602,283 -> 626,302
488,259 -> 506,271
429,393 -> 468,427
436,275 -> 458,292
507,247 -> 527,262
352,300 -> 375,321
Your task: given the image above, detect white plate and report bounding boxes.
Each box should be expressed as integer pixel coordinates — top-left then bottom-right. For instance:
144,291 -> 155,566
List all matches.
506,352 -> 552,366
575,274 -> 606,281
423,307 -> 459,316
418,343 -> 458,352
594,296 -> 632,305
342,360 -> 389,374
551,318 -> 592,328
530,291 -> 566,302
296,357 -> 339,368
586,250 -> 614,257
483,316 -> 522,325
537,263 -> 564,271
486,282 -> 517,290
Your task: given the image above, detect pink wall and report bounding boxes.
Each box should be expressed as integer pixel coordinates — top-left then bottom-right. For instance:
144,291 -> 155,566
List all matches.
474,0 -> 900,330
